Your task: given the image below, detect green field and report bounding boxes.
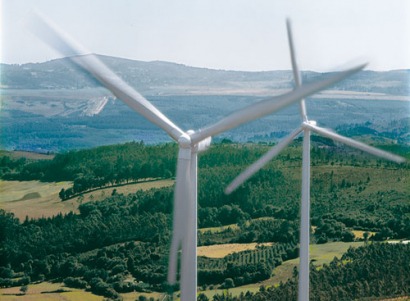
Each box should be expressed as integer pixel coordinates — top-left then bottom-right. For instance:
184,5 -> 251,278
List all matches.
201,241 -> 365,299
0,179 -> 174,220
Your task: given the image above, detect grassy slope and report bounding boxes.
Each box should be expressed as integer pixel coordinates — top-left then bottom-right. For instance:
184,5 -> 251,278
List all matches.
0,282 -> 103,301
0,180 -> 72,220
0,179 -> 174,220
1,146 -> 408,300
0,150 -> 55,160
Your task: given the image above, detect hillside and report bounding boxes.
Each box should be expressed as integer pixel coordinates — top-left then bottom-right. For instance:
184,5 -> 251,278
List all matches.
1,57 -> 409,152
0,141 -> 409,300
2,56 -> 408,94
1,55 -> 409,300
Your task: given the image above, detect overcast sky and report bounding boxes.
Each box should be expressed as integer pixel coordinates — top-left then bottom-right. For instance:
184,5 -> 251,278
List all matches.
1,0 -> 409,71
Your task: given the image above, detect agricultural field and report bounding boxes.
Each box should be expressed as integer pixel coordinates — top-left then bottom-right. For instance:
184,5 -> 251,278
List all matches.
1,150 -> 55,161
200,241 -> 366,299
0,241 -> 368,301
197,242 -> 273,258
0,282 -> 166,301
0,180 -> 72,220
1,141 -> 409,300
0,179 -> 174,220
0,282 -> 103,301
352,230 -> 376,239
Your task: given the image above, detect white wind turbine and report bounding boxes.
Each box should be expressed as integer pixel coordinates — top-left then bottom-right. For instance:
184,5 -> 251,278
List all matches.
29,13 -> 367,301
225,19 -> 405,301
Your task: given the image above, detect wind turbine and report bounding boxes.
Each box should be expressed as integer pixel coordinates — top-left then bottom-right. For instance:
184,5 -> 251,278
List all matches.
225,19 -> 405,301
28,13 -> 367,301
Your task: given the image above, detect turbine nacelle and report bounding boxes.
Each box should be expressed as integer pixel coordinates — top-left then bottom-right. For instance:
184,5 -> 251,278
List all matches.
302,120 -> 317,129
179,130 -> 212,154
195,136 -> 212,153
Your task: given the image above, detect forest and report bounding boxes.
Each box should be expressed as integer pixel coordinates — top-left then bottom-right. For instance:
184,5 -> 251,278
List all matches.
0,139 -> 409,300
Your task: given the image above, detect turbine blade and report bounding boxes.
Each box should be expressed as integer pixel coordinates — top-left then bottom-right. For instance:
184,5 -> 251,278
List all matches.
286,18 -> 307,120
306,123 -> 405,163
286,19 -> 302,87
167,148 -> 192,285
190,63 -> 366,144
225,127 -> 303,194
27,12 -> 184,141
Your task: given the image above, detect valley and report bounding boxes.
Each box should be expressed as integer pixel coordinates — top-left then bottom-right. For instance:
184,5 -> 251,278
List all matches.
1,57 -> 409,152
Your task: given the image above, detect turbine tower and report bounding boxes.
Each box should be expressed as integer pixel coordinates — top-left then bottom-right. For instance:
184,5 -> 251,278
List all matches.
225,19 -> 405,301
29,13 -> 367,301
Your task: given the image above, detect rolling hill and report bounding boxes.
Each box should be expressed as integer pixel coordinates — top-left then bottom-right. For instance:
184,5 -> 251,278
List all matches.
1,56 -> 409,152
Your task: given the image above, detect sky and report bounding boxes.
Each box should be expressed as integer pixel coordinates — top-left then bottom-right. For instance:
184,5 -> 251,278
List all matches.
1,0 -> 409,71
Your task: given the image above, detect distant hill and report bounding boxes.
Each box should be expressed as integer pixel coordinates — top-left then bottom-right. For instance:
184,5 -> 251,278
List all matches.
1,55 -> 409,152
1,55 -> 409,95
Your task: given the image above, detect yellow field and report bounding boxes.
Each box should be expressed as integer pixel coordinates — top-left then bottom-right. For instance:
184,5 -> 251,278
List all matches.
198,242 -> 273,258
7,151 -> 55,160
121,291 -> 166,301
0,281 -> 171,301
352,230 -> 376,239
0,180 -> 72,220
0,281 -> 169,301
0,282 -> 103,301
0,179 -> 174,221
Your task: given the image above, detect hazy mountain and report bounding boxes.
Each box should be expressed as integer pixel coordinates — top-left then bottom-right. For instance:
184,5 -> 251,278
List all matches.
1,55 -> 409,95
1,55 -> 409,152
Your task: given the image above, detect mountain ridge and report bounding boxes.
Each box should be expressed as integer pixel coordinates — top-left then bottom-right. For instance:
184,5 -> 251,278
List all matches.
1,55 -> 409,152
1,55 -> 409,96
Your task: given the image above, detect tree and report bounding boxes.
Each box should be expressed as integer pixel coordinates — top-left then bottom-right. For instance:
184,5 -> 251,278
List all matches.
20,285 -> 28,295
197,293 -> 209,301
221,278 -> 235,289
59,188 -> 66,200
363,232 -> 370,244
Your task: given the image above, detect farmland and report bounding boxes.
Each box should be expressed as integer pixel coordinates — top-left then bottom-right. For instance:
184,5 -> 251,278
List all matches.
0,179 -> 174,220
200,241 -> 365,298
1,141 -> 409,300
197,243 -> 273,258
0,282 -> 103,301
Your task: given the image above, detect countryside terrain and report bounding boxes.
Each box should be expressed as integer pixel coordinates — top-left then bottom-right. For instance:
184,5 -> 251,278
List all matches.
1,56 -> 409,152
0,140 -> 409,300
0,57 -> 409,300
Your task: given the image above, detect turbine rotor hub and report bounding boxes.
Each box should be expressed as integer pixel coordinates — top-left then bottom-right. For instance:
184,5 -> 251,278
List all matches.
178,133 -> 192,149
303,120 -> 317,128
